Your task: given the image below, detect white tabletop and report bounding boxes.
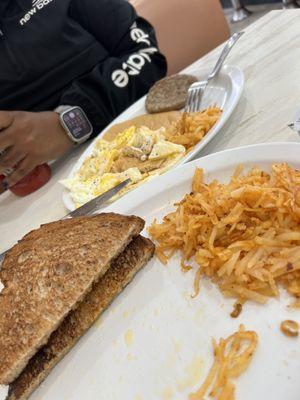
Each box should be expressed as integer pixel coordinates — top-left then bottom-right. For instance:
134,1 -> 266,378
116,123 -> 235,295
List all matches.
1,10 -> 300,252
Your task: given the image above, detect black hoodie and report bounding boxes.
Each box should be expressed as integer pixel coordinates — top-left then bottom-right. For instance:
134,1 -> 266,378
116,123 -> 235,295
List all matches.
0,0 -> 167,136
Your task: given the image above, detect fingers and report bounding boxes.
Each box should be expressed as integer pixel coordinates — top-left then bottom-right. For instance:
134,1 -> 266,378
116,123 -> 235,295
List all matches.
0,111 -> 14,130
0,147 -> 26,173
3,157 -> 33,188
0,179 -> 8,194
0,130 -> 14,151
0,122 -> 27,171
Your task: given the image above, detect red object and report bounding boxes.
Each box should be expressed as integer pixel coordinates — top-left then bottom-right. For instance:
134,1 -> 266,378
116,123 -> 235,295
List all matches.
9,164 -> 52,197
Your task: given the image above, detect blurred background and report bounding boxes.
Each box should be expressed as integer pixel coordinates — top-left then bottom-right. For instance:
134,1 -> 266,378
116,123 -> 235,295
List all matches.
130,0 -> 299,74
222,0 -> 299,32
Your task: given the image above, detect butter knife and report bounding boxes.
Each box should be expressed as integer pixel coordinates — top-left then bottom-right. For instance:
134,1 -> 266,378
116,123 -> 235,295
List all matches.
0,179 -> 130,264
62,178 -> 130,219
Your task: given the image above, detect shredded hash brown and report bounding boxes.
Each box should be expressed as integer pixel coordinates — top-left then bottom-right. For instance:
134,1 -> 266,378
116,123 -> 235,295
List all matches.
189,325 -> 258,399
149,163 -> 300,308
165,107 -> 222,152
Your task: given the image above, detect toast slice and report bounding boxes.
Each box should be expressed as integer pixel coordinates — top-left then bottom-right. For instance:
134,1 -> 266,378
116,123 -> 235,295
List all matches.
0,213 -> 144,385
7,235 -> 155,400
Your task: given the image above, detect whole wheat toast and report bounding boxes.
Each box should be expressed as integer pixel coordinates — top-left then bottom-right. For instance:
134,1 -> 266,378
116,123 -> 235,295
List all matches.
0,213 -> 144,385
7,235 -> 155,400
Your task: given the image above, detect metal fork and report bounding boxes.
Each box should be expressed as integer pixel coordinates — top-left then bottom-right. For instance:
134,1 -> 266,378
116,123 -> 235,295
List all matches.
185,31 -> 244,113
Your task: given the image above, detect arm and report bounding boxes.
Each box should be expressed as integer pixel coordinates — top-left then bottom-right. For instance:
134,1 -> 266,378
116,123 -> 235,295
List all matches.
0,0 -> 167,190
60,0 -> 167,135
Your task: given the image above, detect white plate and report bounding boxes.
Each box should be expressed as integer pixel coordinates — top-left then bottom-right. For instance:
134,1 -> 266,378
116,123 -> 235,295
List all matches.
63,65 -> 244,211
35,143 -> 300,400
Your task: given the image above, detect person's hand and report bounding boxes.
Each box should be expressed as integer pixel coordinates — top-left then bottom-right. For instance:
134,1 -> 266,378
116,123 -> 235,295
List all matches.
0,111 -> 73,190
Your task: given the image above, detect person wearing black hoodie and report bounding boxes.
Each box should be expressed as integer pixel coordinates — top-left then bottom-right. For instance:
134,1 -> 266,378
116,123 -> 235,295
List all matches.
0,0 -> 167,191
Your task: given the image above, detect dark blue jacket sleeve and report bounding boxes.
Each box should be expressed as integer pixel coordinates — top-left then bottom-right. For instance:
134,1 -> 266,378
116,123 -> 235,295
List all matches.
59,0 -> 167,136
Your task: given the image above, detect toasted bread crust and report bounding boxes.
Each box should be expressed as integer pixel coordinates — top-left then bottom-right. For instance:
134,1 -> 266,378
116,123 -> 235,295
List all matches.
0,213 -> 144,385
7,236 -> 154,400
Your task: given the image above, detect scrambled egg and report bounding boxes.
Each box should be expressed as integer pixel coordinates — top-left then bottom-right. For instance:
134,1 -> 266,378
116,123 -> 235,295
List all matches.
61,126 -> 186,207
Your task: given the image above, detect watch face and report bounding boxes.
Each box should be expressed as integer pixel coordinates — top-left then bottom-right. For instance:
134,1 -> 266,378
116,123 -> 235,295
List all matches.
62,108 -> 92,141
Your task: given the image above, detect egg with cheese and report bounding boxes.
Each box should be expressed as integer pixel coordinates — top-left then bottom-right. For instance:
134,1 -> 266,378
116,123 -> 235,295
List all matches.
61,125 -> 187,208
149,140 -> 185,160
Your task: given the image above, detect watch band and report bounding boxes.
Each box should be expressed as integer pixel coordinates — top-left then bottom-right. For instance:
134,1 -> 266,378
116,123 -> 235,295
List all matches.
54,105 -> 73,114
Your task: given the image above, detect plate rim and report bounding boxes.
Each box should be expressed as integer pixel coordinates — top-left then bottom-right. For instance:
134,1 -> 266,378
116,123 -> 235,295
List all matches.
103,141 -> 300,215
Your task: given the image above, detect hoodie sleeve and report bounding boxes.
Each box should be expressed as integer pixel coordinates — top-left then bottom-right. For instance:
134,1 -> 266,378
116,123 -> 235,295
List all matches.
59,0 -> 167,137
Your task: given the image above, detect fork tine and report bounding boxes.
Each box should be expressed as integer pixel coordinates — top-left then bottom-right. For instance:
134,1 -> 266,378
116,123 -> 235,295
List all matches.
191,89 -> 197,112
185,89 -> 191,113
186,88 -> 194,113
194,88 -> 202,112
190,90 -> 195,113
188,90 -> 194,113
193,89 -> 199,112
199,84 -> 207,111
195,84 -> 206,112
190,88 -> 196,112
185,82 -> 203,113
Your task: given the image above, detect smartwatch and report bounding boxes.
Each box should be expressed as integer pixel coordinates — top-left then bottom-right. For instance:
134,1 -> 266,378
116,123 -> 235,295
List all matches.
55,106 -> 93,144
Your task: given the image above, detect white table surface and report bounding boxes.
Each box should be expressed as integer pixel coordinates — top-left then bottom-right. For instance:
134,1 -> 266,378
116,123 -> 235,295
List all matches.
1,10 -> 300,252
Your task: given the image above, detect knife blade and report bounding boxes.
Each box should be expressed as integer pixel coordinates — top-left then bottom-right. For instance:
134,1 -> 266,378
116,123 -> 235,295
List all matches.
0,179 -> 131,265
62,178 -> 131,219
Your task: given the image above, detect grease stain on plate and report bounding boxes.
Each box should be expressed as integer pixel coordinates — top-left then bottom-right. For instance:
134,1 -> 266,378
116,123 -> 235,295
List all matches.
194,309 -> 203,322
124,329 -> 135,347
154,307 -> 161,316
127,353 -> 136,361
122,310 -> 130,318
161,386 -> 174,400
172,339 -> 182,354
176,357 -> 204,392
